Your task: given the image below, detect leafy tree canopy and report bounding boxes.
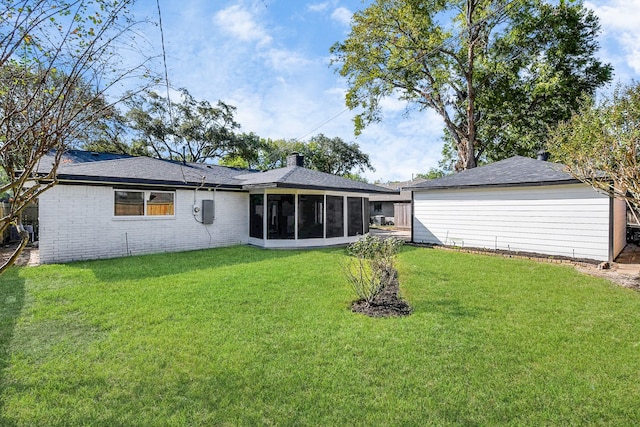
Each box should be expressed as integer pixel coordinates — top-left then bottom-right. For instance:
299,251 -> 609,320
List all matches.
124,88 -> 243,163
331,0 -> 612,170
415,167 -> 447,180
221,134 -> 374,178
549,82 -> 640,213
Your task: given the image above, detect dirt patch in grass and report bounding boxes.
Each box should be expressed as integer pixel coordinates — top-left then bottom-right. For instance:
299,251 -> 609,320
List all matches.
0,243 -> 37,267
352,272 -> 412,318
575,265 -> 640,292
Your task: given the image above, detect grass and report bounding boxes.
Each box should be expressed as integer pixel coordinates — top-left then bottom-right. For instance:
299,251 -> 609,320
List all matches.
1,245 -> 639,425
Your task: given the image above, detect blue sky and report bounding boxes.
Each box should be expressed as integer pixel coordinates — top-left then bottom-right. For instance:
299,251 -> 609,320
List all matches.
130,0 -> 640,182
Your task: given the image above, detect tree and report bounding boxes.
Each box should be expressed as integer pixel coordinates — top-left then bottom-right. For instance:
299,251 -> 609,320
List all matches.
305,134 -> 374,176
0,0 -> 151,274
415,167 -> 447,180
251,138 -> 306,170
226,134 -> 375,177
548,82 -> 640,215
331,0 -> 611,171
81,108 -> 149,156
218,132 -> 267,169
125,88 -> 243,163
467,0 -> 612,162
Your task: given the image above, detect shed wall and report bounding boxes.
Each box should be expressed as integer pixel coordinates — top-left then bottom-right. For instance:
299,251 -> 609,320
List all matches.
413,184 -> 611,261
39,185 -> 248,263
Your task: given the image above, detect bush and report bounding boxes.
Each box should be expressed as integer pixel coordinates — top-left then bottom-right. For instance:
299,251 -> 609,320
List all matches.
343,235 -> 404,305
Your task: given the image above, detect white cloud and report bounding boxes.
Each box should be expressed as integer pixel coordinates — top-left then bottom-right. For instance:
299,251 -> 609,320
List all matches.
619,32 -> 640,74
262,48 -> 313,72
308,2 -> 332,12
330,7 -> 352,26
356,108 -> 445,182
587,0 -> 640,74
214,5 -> 272,47
587,0 -> 640,32
379,96 -> 408,114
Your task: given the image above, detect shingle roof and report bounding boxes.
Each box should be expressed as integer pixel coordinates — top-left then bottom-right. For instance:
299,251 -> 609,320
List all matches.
369,190 -> 413,203
236,166 -> 397,194
38,151 -> 249,188
369,179 -> 427,202
36,150 -> 396,194
406,156 -> 579,190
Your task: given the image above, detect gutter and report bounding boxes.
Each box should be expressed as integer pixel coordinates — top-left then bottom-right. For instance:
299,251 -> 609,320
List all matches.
36,176 -> 245,191
241,182 -> 399,195
408,179 -> 584,191
608,192 -> 615,263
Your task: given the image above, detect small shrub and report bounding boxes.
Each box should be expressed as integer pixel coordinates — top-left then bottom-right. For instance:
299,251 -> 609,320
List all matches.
342,255 -> 384,305
343,235 -> 404,305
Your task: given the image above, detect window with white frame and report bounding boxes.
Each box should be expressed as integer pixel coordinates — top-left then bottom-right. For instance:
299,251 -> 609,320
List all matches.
114,190 -> 175,217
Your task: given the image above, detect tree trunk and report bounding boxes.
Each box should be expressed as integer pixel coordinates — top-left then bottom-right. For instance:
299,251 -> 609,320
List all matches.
464,0 -> 478,170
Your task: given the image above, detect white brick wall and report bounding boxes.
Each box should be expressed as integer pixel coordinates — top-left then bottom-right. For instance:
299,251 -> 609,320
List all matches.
39,185 -> 249,263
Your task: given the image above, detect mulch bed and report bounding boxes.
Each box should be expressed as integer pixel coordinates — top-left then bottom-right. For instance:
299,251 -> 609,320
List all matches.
409,242 -> 602,267
351,271 -> 412,318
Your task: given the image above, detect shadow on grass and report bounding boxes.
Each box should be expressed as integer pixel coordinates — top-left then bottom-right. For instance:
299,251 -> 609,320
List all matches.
66,245 -> 337,282
426,298 -> 489,318
0,267 -> 25,426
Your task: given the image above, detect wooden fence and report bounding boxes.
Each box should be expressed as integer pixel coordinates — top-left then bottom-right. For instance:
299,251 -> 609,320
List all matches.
393,203 -> 412,228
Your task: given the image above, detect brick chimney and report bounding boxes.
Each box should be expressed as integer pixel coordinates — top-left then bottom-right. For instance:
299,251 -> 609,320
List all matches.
286,152 -> 304,167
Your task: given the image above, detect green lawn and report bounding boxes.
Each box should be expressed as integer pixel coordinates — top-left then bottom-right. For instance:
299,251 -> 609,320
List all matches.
1,245 -> 639,426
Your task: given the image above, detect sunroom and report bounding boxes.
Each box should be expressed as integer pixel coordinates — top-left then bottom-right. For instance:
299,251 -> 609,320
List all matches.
248,189 -> 370,248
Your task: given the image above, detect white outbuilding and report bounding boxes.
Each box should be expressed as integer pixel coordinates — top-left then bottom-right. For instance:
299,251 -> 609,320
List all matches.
408,156 -> 627,262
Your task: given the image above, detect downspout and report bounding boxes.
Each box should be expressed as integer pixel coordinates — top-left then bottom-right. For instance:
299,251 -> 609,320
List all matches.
411,190 -> 415,243
608,190 -> 614,263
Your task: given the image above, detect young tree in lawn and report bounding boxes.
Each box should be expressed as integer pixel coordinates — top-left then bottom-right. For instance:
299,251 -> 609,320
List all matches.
331,0 -> 611,171
549,83 -> 640,216
0,0 -> 152,274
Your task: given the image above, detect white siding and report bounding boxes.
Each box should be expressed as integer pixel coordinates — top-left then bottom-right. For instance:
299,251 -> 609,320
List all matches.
413,184 -> 611,261
39,185 -> 248,263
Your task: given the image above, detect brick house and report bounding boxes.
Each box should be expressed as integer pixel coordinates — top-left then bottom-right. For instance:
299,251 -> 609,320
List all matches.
35,151 -> 397,263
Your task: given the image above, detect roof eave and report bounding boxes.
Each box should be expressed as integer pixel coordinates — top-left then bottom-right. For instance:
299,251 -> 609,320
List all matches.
410,179 -> 584,191
39,175 -> 245,190
242,182 -> 397,194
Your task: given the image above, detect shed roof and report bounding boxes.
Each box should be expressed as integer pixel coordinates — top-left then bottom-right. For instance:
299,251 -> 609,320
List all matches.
36,150 -> 396,194
406,156 -> 580,191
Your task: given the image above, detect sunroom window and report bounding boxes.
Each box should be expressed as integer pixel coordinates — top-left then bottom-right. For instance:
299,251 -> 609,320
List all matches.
326,195 -> 344,238
267,194 -> 295,239
347,197 -> 364,236
298,195 -> 324,239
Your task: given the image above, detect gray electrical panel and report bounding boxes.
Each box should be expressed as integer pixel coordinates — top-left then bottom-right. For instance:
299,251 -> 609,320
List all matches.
202,200 -> 214,224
